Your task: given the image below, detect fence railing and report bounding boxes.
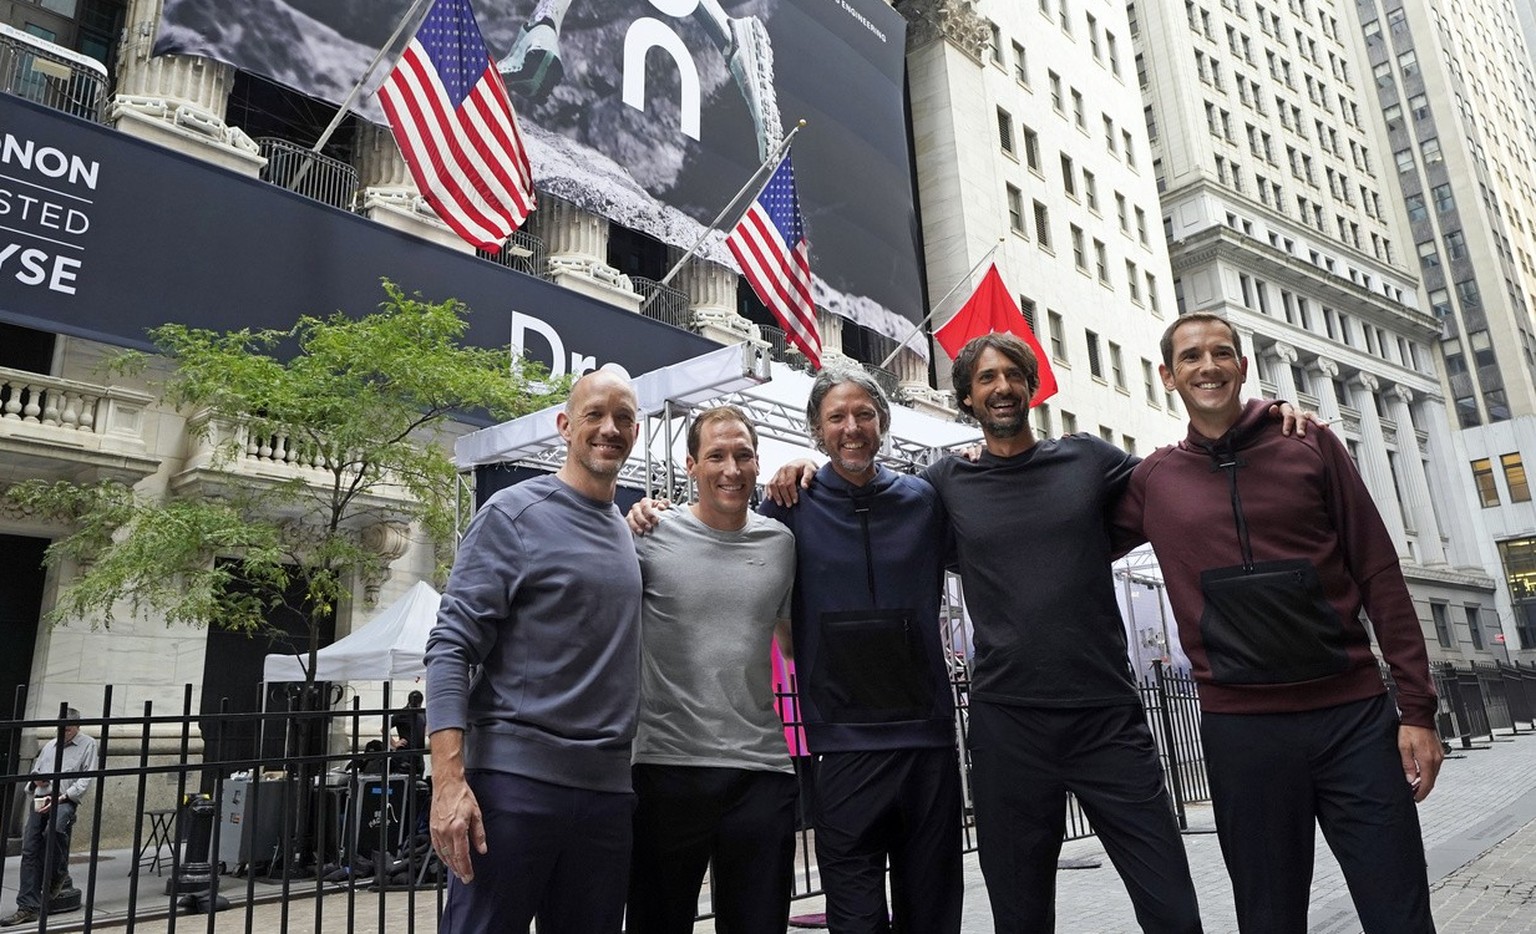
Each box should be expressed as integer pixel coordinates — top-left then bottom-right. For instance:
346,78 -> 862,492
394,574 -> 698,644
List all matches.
475,228 -> 549,280
1431,660 -> 1536,748
2,668 -> 1216,931
256,137 -> 360,213
0,23 -> 108,122
631,276 -> 691,330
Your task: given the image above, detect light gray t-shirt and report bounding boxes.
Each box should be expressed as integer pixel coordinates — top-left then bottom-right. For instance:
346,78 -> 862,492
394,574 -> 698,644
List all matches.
633,508 -> 796,772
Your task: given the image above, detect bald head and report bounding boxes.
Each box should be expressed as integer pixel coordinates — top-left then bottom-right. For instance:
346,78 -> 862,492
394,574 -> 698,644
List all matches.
556,368 -> 640,500
566,368 -> 638,416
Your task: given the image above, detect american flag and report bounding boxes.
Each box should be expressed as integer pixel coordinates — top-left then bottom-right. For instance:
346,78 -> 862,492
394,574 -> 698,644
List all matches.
377,0 -> 535,250
727,153 -> 821,368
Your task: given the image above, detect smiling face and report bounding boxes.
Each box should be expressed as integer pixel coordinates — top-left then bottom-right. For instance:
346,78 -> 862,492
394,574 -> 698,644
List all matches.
1160,317 -> 1248,438
962,346 -> 1035,440
814,381 -> 883,485
687,418 -> 759,530
557,370 -> 639,488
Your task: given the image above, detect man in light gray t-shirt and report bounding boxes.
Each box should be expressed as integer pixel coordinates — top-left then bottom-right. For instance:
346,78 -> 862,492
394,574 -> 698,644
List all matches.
626,405 -> 797,934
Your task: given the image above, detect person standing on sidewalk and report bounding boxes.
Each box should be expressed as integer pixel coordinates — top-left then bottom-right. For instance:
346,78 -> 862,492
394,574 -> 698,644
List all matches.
681,367 -> 962,933
921,334 -> 1204,934
625,406 -> 798,933
2,708 -> 96,928
424,368 -> 643,934
1114,313 -> 1442,933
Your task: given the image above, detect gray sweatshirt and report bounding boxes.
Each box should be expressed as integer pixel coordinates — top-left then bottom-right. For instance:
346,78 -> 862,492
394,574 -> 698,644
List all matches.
425,474 -> 643,793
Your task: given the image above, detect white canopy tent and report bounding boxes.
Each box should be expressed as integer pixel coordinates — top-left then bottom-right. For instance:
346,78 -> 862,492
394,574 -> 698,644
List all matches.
261,580 -> 442,683
454,342 -> 984,497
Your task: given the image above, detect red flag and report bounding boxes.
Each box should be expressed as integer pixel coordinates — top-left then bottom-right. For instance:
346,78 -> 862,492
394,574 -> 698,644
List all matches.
934,263 -> 1058,405
377,0 -> 536,250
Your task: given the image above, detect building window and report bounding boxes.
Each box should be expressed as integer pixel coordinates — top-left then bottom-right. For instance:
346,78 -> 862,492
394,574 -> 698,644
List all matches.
1007,184 -> 1026,234
1142,359 -> 1157,403
1394,148 -> 1414,173
1083,170 -> 1098,211
1086,329 -> 1103,379
1421,138 -> 1443,164
1445,230 -> 1467,261
1503,453 -> 1531,502
1048,310 -> 1067,362
1049,71 -> 1063,111
1127,261 -> 1142,303
1022,125 -> 1041,170
1071,225 -> 1087,271
1061,410 -> 1077,434
1013,41 -> 1029,84
1431,603 -> 1453,648
1472,458 -> 1500,507
1072,89 -> 1086,128
1135,207 -> 1148,245
1061,153 -> 1077,196
1109,341 -> 1124,389
1466,606 -> 1484,651
1405,194 -> 1427,222
1094,240 -> 1109,283
1432,183 -> 1455,213
997,107 -> 1015,155
1034,201 -> 1052,249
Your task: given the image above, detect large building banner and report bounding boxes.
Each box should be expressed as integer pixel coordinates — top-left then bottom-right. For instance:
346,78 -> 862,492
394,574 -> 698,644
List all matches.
154,0 -> 924,347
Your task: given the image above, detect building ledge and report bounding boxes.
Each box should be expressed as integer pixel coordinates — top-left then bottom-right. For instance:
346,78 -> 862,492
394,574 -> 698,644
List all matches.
0,369 -> 160,485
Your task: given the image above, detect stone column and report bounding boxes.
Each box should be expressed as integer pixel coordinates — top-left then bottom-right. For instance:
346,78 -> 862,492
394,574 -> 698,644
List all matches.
1308,357 -> 1342,421
1351,373 -> 1410,552
352,124 -> 475,252
541,197 -> 639,311
108,0 -> 264,175
1387,388 -> 1447,564
1234,325 -> 1266,400
1418,391 -> 1480,567
1266,341 -> 1299,401
680,259 -> 758,346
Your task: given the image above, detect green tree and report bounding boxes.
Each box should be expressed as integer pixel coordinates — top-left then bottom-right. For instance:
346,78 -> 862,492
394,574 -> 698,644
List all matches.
6,281 -> 559,689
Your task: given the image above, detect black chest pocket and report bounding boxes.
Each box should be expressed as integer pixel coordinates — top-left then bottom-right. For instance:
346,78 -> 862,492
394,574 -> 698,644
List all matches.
1198,558 -> 1350,685
809,609 -> 934,722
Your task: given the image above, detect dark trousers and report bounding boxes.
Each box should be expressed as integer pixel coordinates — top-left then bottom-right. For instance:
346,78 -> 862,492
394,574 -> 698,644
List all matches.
1201,694 -> 1435,934
438,771 -> 634,934
16,801 -> 76,912
968,702 -> 1202,934
626,764 -> 798,934
813,746 -> 964,934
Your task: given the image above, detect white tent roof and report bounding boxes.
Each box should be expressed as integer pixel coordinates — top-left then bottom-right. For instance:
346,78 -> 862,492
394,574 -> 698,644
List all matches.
262,580 -> 442,683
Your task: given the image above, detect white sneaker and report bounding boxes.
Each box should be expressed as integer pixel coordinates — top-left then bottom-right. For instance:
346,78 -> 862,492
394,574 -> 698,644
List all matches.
497,19 -> 563,102
726,16 -> 783,162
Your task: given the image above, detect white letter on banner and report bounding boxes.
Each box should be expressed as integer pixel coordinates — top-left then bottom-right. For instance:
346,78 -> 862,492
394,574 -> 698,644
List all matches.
622,18 -> 701,141
512,310 -> 567,378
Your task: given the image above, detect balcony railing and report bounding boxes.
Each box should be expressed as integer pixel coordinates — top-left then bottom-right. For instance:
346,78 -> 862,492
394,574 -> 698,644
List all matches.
476,228 -> 549,280
631,276 -> 690,330
0,22 -> 108,122
0,366 -> 160,483
257,137 -> 360,212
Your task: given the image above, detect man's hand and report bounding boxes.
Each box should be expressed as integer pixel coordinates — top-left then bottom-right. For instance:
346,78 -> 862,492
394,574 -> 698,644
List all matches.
1399,724 -> 1444,803
431,771 -> 487,883
429,729 -> 486,882
1268,401 -> 1329,438
766,459 -> 819,507
626,497 -> 671,535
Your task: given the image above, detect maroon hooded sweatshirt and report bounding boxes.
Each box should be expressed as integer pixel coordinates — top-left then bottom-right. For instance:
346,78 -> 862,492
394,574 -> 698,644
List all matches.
1114,398 -> 1436,728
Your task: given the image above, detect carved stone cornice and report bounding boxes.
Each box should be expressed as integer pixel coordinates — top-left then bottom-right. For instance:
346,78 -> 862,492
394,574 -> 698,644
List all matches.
897,0 -> 992,62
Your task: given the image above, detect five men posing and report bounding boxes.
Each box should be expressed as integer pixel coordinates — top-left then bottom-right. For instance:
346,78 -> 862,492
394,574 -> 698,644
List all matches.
427,320 -> 1441,933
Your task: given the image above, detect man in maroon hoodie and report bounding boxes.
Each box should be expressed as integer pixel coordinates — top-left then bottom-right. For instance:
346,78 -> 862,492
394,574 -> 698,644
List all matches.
1114,313 -> 1443,934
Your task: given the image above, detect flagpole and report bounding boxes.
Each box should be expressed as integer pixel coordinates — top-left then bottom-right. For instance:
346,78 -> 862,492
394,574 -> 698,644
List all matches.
288,0 -> 437,193
877,238 -> 1005,370
640,119 -> 808,314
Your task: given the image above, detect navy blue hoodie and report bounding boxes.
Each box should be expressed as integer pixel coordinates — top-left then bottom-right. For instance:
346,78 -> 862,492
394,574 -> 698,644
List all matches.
761,463 -> 956,752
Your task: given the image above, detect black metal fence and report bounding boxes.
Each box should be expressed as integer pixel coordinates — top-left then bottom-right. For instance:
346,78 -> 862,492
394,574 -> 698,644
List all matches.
1431,660 -> 1536,749
2,670 -> 1213,932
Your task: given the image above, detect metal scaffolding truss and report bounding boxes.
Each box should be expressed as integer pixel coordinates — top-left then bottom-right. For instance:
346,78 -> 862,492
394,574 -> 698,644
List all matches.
454,342 -> 984,502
